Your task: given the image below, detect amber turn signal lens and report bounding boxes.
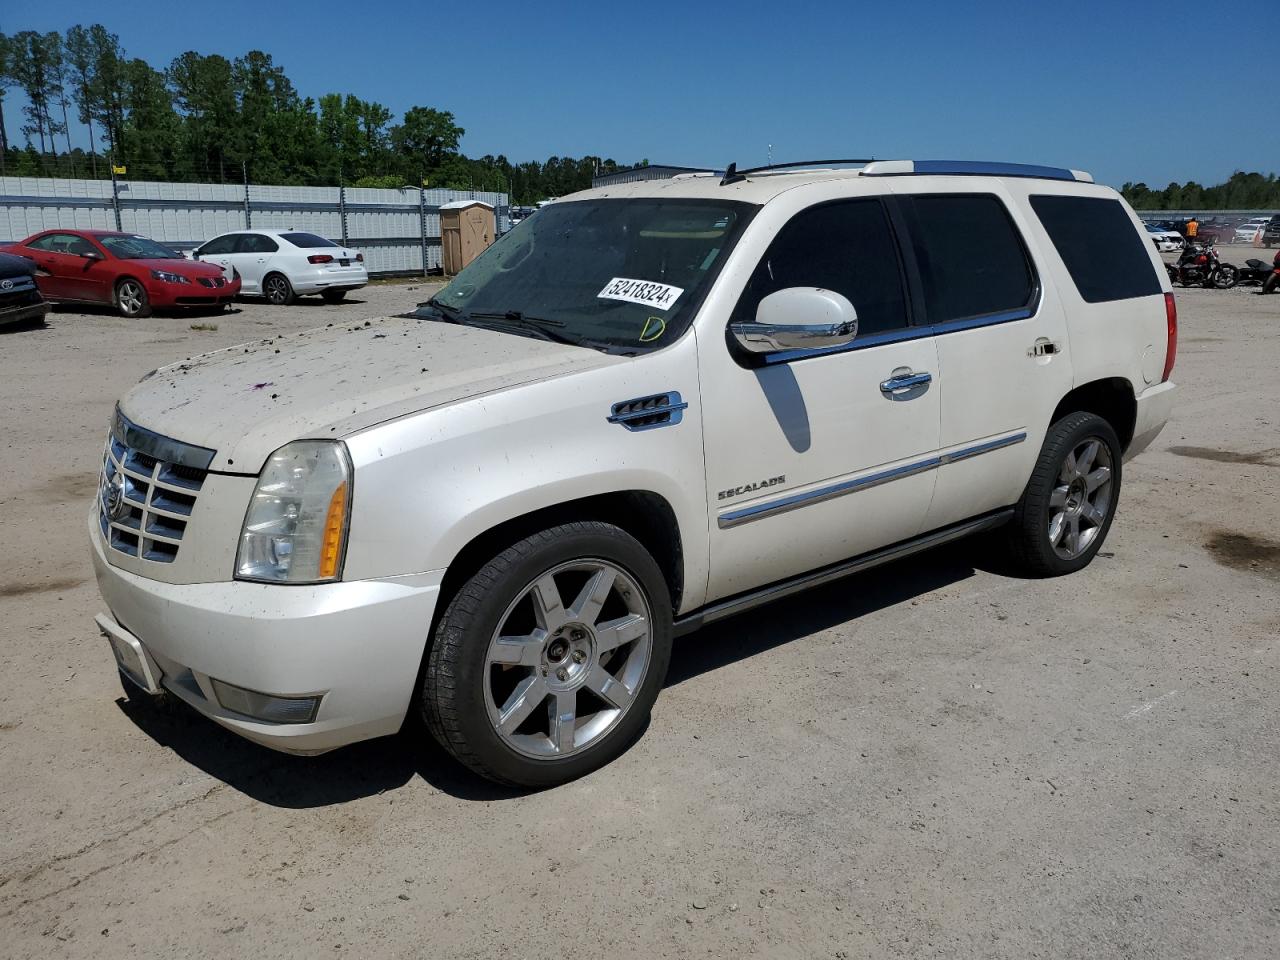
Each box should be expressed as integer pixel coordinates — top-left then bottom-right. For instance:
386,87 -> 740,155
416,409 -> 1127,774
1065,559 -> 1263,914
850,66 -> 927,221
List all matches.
319,481 -> 348,580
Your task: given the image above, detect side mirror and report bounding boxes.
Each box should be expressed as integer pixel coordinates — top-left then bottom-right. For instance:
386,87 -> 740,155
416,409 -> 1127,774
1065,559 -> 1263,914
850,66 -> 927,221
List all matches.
730,287 -> 859,355
82,250 -> 104,261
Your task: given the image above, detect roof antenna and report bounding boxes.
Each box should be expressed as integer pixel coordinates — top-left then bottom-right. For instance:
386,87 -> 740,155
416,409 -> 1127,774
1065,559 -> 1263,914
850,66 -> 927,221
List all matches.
720,162 -> 745,187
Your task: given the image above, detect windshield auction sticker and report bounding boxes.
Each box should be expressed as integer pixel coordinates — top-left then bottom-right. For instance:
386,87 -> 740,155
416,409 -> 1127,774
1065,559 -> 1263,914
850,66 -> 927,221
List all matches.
597,278 -> 684,311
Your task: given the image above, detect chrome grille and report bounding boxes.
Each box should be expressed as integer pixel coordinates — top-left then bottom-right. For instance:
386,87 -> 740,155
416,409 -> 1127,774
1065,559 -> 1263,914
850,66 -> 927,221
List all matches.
98,411 -> 214,564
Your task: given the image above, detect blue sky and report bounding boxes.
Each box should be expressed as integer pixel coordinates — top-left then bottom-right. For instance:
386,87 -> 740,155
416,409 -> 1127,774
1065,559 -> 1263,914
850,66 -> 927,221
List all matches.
4,0 -> 1275,188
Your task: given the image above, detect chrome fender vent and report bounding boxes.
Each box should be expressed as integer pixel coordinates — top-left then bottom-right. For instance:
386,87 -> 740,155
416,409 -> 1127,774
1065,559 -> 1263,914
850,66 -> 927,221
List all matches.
607,391 -> 688,432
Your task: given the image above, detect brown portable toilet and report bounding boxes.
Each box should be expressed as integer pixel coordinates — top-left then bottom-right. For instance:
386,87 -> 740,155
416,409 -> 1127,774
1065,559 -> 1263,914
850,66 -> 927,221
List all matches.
440,200 -> 495,274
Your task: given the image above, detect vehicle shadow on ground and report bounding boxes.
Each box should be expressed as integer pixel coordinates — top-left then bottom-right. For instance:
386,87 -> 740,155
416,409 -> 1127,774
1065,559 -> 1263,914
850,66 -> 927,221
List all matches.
49,303 -> 242,320
116,542 -> 986,807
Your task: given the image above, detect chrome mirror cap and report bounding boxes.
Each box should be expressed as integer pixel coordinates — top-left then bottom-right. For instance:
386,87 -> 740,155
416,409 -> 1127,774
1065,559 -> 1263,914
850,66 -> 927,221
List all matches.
730,287 -> 859,355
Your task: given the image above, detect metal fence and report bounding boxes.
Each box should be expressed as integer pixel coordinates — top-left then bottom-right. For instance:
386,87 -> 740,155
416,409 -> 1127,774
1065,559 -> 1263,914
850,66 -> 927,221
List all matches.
0,176 -> 510,276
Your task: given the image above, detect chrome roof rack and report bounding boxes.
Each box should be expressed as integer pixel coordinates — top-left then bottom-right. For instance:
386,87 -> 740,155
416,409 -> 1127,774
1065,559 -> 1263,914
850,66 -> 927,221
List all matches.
721,158 -> 874,186
861,160 -> 1094,183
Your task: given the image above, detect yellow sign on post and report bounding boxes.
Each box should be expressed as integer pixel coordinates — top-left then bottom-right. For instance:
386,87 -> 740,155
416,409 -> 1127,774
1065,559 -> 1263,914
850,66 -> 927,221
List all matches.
112,164 -> 127,175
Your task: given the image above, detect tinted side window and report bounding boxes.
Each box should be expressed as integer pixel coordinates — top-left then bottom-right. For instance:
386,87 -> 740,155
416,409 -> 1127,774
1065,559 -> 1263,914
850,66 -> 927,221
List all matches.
29,233 -> 80,253
199,235 -> 236,255
238,234 -> 279,254
735,199 -> 908,337
1030,195 -> 1161,303
904,194 -> 1036,322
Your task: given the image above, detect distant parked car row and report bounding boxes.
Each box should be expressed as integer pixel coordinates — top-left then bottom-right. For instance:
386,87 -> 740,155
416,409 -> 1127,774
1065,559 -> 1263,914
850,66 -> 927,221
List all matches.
0,228 -> 367,318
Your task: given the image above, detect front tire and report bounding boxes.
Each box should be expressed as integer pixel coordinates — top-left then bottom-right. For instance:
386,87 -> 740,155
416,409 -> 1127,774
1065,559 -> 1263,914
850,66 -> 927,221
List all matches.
115,278 -> 151,318
423,521 -> 673,787
263,273 -> 295,306
1264,273 -> 1280,294
1001,412 -> 1122,577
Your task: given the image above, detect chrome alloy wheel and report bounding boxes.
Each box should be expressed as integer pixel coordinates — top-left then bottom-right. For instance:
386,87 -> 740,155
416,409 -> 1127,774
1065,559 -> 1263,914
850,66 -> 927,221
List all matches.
1048,437 -> 1114,560
483,559 -> 652,760
118,280 -> 144,316
264,275 -> 290,304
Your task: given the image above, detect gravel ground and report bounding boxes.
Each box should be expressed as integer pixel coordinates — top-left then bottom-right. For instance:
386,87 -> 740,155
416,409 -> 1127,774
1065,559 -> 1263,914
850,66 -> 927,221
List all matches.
1,278 -> 1277,959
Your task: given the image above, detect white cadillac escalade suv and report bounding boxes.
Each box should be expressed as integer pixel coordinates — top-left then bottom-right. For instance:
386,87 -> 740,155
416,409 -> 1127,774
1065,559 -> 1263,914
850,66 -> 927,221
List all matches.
91,159 -> 1177,787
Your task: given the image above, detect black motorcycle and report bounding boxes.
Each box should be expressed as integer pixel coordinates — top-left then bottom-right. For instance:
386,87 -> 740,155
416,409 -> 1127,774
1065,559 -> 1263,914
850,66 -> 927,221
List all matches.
1165,241 -> 1239,289
1236,250 -> 1280,293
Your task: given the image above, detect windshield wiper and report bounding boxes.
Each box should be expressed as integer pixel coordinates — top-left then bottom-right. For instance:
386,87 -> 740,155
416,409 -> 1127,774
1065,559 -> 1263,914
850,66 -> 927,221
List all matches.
464,310 -> 582,347
412,299 -> 463,325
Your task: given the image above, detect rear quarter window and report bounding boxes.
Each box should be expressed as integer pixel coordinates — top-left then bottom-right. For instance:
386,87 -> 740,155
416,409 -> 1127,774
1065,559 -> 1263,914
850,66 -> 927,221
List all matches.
1030,195 -> 1161,303
282,232 -> 337,249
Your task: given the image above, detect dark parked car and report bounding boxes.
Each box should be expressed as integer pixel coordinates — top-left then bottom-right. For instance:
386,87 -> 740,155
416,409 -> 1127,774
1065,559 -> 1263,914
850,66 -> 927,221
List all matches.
0,250 -> 50,327
1262,215 -> 1280,248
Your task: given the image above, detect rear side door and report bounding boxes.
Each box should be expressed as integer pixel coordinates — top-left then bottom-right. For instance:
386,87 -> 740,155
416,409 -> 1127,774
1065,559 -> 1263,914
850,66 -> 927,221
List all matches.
235,233 -> 279,293
887,186 -> 1073,531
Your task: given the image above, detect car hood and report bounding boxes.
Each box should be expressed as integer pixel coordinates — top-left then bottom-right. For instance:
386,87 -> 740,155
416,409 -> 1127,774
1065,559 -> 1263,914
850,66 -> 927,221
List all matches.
128,257 -> 224,279
0,251 -> 36,278
119,315 -> 627,473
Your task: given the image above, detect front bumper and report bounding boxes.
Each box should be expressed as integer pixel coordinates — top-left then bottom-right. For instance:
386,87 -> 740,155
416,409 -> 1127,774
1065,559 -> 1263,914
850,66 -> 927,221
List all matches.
1125,380 -> 1177,462
90,515 -> 441,754
146,278 -> 242,308
0,298 -> 50,326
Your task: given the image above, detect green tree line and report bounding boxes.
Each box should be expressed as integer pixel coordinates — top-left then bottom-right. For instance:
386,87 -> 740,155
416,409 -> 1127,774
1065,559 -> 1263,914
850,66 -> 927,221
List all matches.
1122,171 -> 1280,210
0,25 -> 631,202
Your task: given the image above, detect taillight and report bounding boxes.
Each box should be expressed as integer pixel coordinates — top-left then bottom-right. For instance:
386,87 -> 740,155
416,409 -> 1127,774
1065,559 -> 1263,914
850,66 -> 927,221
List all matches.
355,252 -> 364,262
1196,254 -> 1207,264
1162,292 -> 1177,383
308,254 -> 334,264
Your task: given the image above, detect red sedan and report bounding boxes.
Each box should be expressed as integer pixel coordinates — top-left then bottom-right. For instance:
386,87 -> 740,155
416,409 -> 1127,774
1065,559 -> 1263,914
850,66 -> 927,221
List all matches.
5,229 -> 240,318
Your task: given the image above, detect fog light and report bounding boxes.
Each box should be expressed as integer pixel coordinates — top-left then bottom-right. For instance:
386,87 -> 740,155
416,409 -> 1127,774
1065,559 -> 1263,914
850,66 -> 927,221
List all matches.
211,678 -> 321,724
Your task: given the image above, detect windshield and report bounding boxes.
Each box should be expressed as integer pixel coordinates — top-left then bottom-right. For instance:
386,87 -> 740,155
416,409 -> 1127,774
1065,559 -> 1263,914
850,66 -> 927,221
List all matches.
99,235 -> 181,260
429,198 -> 754,352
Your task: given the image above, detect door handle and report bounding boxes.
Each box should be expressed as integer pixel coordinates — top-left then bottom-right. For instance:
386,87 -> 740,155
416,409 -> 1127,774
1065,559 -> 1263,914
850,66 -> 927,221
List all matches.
880,369 -> 932,395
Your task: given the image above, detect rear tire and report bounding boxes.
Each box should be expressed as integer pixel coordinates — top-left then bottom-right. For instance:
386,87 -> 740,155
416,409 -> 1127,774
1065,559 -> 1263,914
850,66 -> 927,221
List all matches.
1264,273 -> 1280,294
263,273 -> 295,306
320,288 -> 347,303
115,278 -> 151,318
423,521 -> 673,788
1000,412 -> 1122,577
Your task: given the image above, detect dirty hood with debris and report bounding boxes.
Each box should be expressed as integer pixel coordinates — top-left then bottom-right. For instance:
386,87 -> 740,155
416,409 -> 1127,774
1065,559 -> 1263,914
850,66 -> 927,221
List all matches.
118,315 -> 627,473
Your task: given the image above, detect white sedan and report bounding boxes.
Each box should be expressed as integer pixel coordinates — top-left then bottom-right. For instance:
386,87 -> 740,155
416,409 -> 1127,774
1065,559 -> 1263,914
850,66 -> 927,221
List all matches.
1232,218 -> 1270,244
192,230 -> 368,304
1143,223 -> 1183,252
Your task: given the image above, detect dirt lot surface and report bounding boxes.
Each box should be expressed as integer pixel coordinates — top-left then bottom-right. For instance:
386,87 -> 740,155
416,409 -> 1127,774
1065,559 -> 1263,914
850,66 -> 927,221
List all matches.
1,279 -> 1278,959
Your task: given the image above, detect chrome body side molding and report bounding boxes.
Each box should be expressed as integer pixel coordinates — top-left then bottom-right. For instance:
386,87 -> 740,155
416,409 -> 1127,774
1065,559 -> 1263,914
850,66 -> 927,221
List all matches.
717,433 -> 1026,529
675,509 -> 1014,637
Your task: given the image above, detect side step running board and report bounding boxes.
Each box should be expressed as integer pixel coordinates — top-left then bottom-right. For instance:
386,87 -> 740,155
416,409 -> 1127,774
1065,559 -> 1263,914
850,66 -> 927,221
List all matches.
673,509 -> 1013,637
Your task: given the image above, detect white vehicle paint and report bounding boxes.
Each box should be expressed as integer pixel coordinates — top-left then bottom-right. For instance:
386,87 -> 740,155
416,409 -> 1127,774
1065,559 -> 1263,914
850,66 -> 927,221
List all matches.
91,161 -> 1177,784
192,229 -> 368,303
1233,218 -> 1270,244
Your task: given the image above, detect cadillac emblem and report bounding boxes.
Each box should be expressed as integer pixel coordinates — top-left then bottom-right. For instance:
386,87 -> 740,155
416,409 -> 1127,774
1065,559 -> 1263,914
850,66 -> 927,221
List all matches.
103,471 -> 129,522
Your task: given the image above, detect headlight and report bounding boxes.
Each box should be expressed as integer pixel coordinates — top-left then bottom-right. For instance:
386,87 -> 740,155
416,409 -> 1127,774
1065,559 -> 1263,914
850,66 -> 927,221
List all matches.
235,440 -> 352,584
150,269 -> 190,284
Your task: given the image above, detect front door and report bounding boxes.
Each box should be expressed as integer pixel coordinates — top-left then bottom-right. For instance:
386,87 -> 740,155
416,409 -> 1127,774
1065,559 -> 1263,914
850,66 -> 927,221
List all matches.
194,234 -> 239,284
700,197 -> 942,602
22,233 -> 90,300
